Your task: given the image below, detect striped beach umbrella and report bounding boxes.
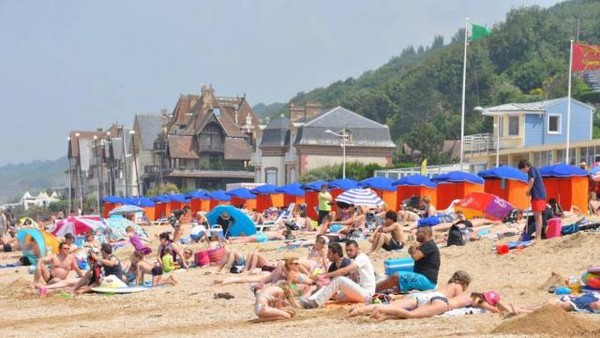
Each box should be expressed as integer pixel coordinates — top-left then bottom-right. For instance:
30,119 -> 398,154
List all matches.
335,188 -> 384,207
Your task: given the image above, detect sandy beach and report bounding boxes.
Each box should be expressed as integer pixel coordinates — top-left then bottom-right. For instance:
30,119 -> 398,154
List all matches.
1,222 -> 600,338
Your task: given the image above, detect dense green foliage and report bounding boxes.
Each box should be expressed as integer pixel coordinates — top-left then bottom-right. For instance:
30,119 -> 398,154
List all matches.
259,0 -> 600,164
299,162 -> 383,183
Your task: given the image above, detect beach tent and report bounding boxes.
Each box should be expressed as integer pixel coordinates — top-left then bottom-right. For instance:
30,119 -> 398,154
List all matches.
301,180 -> 329,219
151,195 -> 172,220
393,175 -> 437,211
360,177 -> 397,211
276,183 -> 305,207
207,190 -> 232,209
16,228 -> 61,264
478,166 -> 529,211
186,190 -> 210,213
226,188 -> 257,210
250,185 -> 283,212
206,205 -> 256,237
105,214 -> 148,241
102,196 -> 124,218
432,171 -> 484,210
540,163 -> 589,214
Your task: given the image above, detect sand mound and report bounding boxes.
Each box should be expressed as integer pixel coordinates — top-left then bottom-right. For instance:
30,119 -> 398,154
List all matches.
493,305 -> 600,336
538,273 -> 566,291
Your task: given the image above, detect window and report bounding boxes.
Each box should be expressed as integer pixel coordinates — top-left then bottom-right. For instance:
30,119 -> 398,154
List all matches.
508,116 -> 519,136
265,167 -> 278,185
548,115 -> 561,134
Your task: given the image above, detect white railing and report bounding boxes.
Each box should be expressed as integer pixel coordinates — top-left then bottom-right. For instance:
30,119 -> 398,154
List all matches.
463,133 -> 493,153
374,162 -> 487,180
249,153 -> 261,166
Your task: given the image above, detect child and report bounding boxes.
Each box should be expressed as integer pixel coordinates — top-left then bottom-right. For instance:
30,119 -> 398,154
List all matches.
162,247 -> 176,273
126,226 -> 152,255
307,236 -> 328,273
131,251 -> 177,287
72,250 -> 103,295
254,283 -> 298,320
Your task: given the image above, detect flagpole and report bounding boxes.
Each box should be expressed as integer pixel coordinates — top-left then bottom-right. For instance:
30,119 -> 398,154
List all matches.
566,39 -> 573,164
459,17 -> 469,168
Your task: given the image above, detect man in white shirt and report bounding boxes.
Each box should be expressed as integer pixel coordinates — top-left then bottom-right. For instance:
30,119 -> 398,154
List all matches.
301,240 -> 375,308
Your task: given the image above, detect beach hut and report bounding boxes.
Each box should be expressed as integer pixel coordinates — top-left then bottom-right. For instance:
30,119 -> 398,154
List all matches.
102,196 -> 123,218
360,177 -> 397,211
432,171 -> 484,210
301,180 -> 329,219
393,175 -> 437,210
250,184 -> 283,212
540,163 -> 589,214
167,194 -> 190,212
478,166 -> 529,211
206,205 -> 256,236
186,190 -> 210,213
226,188 -> 257,210
207,190 -> 232,209
151,195 -> 172,220
276,183 -> 306,207
131,197 -> 156,222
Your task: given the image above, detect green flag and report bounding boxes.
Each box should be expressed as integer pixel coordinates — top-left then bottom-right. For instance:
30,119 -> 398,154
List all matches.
470,23 -> 491,42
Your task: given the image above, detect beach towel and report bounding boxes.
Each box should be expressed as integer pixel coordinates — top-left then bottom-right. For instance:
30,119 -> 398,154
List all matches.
439,307 -> 486,317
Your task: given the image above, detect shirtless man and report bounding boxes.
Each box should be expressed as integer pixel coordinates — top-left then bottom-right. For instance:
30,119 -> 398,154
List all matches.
368,211 -> 406,254
33,241 -> 84,290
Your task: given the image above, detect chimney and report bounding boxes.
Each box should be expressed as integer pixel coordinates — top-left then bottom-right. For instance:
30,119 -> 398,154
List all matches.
304,102 -> 322,121
289,102 -> 304,122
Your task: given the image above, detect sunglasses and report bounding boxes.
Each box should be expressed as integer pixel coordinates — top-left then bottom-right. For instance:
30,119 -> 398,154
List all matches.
62,247 -> 71,250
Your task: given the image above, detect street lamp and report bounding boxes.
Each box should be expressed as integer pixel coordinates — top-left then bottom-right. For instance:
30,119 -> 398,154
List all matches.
74,132 -> 83,214
67,136 -> 72,215
93,135 -> 100,213
325,128 -> 349,179
106,131 -> 115,196
121,126 -> 130,196
129,130 -> 140,196
493,123 -> 500,167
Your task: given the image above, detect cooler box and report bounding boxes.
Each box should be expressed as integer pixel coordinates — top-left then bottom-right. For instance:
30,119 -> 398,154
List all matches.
384,257 -> 414,276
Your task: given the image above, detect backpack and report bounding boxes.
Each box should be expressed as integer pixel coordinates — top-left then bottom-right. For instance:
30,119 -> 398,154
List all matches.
522,206 -> 552,240
447,220 -> 472,247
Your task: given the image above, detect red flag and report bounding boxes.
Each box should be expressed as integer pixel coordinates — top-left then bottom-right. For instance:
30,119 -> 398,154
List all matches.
572,43 -> 600,71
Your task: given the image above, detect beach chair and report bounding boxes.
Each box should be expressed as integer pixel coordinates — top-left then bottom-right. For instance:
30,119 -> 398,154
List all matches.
256,203 -> 295,232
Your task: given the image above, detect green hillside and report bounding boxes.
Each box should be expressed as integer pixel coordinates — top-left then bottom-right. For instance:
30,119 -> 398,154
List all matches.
0,157 -> 67,203
268,0 -> 600,163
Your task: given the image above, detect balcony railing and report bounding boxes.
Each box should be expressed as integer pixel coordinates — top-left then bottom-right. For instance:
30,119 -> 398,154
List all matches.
198,143 -> 224,152
463,133 -> 493,153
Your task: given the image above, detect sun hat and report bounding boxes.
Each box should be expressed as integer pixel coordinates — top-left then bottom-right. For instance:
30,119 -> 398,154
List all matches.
483,291 -> 500,306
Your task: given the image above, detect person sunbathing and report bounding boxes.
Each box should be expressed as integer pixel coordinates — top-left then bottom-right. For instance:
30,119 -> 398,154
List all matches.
254,283 -> 298,321
33,241 -> 84,291
370,290 -> 509,321
511,292 -> 600,314
349,270 -> 471,317
227,229 -> 286,244
0,233 -> 21,253
216,247 -> 246,273
244,250 -> 277,274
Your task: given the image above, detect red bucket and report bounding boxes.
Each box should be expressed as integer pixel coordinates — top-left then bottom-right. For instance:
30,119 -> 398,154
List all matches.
194,250 -> 210,267
207,247 -> 225,263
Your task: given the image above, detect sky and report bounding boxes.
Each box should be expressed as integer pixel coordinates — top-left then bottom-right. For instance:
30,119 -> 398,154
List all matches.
0,0 -> 564,165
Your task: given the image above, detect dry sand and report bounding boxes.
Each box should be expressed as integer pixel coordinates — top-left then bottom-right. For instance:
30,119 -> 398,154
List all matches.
1,223 -> 600,338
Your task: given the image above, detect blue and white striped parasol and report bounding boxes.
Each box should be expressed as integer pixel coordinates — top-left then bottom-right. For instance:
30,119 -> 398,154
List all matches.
335,188 -> 384,207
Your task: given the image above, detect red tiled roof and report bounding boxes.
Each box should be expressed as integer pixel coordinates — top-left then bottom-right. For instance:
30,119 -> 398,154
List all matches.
167,135 -> 199,159
224,137 -> 252,160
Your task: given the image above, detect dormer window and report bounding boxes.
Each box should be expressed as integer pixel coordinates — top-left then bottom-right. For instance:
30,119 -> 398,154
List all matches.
548,114 -> 561,134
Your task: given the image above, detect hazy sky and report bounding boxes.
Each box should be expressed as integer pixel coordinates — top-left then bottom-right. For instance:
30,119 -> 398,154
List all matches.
0,0 -> 563,165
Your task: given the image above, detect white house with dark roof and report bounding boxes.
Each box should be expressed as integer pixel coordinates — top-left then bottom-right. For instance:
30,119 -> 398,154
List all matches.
251,106 -> 396,184
465,97 -> 598,167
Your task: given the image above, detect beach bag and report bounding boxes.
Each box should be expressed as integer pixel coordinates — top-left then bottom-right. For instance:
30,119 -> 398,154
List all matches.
447,224 -> 465,247
561,223 -> 580,236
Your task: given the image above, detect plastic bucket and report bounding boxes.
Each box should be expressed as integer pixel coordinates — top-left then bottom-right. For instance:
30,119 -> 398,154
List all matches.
496,244 -> 509,255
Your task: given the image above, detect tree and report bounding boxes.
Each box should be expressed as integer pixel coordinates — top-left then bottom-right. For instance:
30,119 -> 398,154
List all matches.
404,122 -> 446,164
146,183 -> 179,197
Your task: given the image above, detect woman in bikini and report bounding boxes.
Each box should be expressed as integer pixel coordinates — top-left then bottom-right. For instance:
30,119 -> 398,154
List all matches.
370,290 -> 509,321
254,282 -> 298,320
349,270 -> 471,317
